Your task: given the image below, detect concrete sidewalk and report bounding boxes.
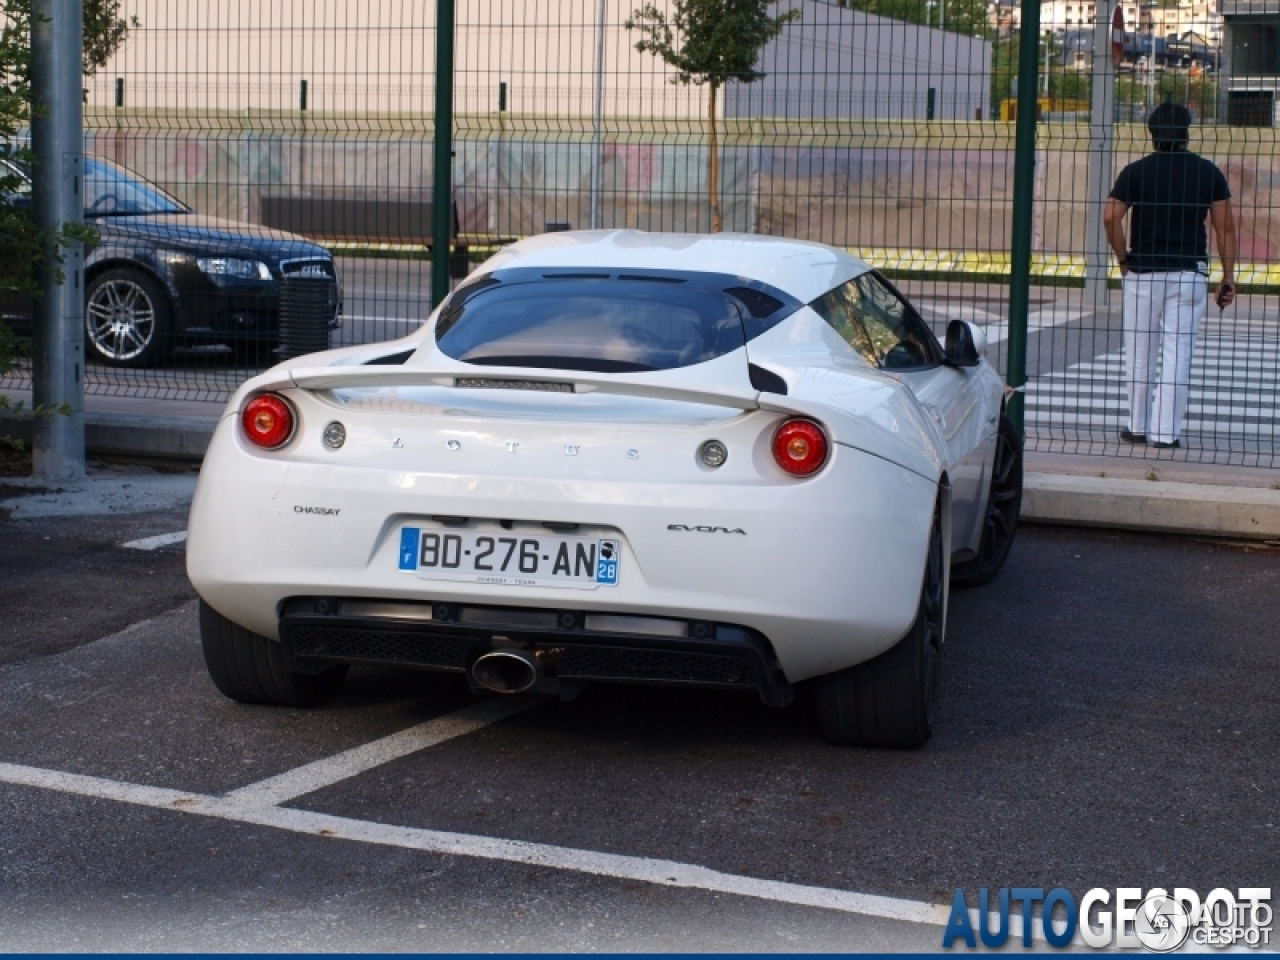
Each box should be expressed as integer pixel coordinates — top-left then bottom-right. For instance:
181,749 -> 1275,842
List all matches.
3,388 -> 1279,542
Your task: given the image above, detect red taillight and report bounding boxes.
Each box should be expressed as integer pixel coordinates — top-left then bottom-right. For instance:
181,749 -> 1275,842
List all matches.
241,393 -> 296,449
772,418 -> 828,477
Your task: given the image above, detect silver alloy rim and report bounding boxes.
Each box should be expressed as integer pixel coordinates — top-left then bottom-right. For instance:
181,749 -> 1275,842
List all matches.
86,278 -> 156,361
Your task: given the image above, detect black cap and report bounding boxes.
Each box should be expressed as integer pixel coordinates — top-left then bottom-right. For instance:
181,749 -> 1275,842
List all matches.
1148,103 -> 1191,150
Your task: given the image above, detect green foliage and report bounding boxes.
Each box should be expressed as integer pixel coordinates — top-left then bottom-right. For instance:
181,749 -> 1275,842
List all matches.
1116,72 -> 1220,119
1,0 -> 135,444
991,33 -> 1019,110
836,0 -> 990,37
1051,72 -> 1090,100
625,0 -> 800,88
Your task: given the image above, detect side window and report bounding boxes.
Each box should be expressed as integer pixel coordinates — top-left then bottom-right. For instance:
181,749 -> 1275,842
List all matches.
809,278 -> 878,366
811,272 -> 941,370
852,272 -> 941,369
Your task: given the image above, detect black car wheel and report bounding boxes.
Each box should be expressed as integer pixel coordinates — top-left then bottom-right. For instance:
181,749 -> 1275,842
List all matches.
85,268 -> 172,368
200,601 -> 347,707
951,414 -> 1023,588
816,498 -> 945,749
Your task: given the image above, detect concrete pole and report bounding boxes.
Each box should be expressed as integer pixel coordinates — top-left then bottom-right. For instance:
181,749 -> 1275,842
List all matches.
1083,0 -> 1117,310
30,0 -> 85,482
590,0 -> 607,230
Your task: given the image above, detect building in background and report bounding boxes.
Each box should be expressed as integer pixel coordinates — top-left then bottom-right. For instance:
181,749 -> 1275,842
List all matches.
730,0 -> 991,121
93,0 -> 988,122
1220,0 -> 1280,124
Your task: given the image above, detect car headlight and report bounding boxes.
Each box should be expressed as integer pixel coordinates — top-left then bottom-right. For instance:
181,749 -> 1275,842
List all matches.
196,257 -> 272,280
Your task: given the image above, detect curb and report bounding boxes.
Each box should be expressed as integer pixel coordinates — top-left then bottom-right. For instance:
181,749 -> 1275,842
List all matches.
1,411 -> 217,463
6,412 -> 1279,541
1023,474 -> 1280,542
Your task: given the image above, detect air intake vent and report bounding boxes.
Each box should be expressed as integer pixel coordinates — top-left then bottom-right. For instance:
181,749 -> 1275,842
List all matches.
279,274 -> 336,359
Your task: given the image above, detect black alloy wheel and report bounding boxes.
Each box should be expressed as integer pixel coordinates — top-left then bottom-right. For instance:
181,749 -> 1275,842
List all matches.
951,413 -> 1023,588
84,268 -> 173,368
816,498 -> 945,749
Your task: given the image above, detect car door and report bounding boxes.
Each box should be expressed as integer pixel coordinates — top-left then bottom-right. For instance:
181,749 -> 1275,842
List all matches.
837,271 -> 993,555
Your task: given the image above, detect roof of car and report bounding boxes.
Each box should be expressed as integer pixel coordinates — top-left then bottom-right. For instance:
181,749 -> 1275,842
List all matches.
479,230 -> 870,305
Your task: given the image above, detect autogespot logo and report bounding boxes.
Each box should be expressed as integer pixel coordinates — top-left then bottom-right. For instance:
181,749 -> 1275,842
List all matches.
942,886 -> 1273,951
1133,893 -> 1192,953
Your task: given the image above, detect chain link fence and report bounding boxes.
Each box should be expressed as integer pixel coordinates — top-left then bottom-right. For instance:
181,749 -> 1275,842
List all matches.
2,0 -> 1276,466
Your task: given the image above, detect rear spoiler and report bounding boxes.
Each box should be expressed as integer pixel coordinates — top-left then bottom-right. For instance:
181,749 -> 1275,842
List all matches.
251,365 -> 762,411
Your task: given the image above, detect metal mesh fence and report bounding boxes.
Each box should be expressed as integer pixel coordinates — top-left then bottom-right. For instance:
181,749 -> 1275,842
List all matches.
2,0 -> 1276,467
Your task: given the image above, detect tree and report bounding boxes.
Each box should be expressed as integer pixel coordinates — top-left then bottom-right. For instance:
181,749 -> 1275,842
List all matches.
626,0 -> 799,232
990,32 -> 1020,114
1,0 -> 135,440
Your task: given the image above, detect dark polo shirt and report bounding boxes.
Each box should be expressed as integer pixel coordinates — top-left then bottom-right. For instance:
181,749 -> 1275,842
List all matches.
1110,150 -> 1231,273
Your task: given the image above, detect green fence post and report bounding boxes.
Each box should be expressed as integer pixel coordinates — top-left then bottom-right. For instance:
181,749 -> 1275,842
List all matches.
1006,0 -> 1041,440
431,0 -> 456,309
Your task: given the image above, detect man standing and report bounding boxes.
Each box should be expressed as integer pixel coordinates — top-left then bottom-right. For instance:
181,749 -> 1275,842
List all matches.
1103,103 -> 1236,449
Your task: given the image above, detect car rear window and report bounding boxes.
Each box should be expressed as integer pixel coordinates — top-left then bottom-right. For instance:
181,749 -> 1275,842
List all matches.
436,276 -> 758,373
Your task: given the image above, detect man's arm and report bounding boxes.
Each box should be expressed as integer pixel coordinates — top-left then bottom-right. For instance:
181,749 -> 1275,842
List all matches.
1209,198 -> 1237,307
1103,197 -> 1130,275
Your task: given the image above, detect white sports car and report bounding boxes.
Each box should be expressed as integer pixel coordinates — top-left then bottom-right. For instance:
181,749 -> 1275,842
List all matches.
187,231 -> 1022,748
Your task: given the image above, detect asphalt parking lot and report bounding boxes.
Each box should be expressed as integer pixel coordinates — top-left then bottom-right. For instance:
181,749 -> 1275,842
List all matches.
0,473 -> 1277,951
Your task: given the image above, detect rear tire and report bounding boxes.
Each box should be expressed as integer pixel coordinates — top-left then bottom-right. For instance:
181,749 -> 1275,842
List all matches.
816,500 -> 945,749
951,413 -> 1023,588
200,600 -> 347,707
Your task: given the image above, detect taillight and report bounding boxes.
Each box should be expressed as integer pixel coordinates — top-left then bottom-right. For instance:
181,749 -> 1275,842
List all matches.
772,418 -> 828,477
241,393 -> 296,449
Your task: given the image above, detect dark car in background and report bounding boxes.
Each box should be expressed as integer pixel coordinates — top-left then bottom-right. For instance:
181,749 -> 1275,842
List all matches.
1,156 -> 340,368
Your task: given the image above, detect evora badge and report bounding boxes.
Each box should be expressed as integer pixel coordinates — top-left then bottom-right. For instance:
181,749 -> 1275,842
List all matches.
667,524 -> 746,534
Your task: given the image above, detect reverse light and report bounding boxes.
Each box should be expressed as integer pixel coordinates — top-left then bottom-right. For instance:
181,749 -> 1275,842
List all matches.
699,439 -> 728,468
772,418 -> 828,477
241,393 -> 296,449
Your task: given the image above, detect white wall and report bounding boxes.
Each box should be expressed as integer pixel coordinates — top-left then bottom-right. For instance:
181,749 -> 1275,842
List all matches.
93,0 -> 989,121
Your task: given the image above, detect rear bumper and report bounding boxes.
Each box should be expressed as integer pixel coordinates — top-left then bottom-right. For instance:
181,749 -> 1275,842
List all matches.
189,415 -> 940,684
279,597 -> 793,706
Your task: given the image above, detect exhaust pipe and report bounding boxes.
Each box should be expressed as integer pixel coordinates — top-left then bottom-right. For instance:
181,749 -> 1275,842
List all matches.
472,649 -> 543,694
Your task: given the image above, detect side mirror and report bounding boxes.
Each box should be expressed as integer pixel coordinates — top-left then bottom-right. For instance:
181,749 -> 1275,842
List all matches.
945,319 -> 983,367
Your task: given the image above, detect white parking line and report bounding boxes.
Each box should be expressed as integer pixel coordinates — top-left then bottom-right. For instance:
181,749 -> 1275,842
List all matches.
121,530 -> 187,551
0,681 -> 1072,946
223,694 -> 544,808
0,759 -> 958,933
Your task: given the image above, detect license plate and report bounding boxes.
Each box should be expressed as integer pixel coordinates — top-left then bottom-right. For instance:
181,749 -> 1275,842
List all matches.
398,527 -> 620,589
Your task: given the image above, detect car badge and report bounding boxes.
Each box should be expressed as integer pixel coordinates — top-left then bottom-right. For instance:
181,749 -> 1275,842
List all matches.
446,439 -> 461,451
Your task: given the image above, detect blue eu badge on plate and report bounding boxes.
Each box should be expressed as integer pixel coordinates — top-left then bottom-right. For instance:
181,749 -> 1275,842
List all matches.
398,528 -> 420,571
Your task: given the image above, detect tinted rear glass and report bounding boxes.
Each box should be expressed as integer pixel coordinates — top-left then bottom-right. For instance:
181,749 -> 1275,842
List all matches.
436,278 -> 748,373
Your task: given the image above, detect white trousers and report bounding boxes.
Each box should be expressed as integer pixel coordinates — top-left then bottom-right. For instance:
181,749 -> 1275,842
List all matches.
1121,269 -> 1207,444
